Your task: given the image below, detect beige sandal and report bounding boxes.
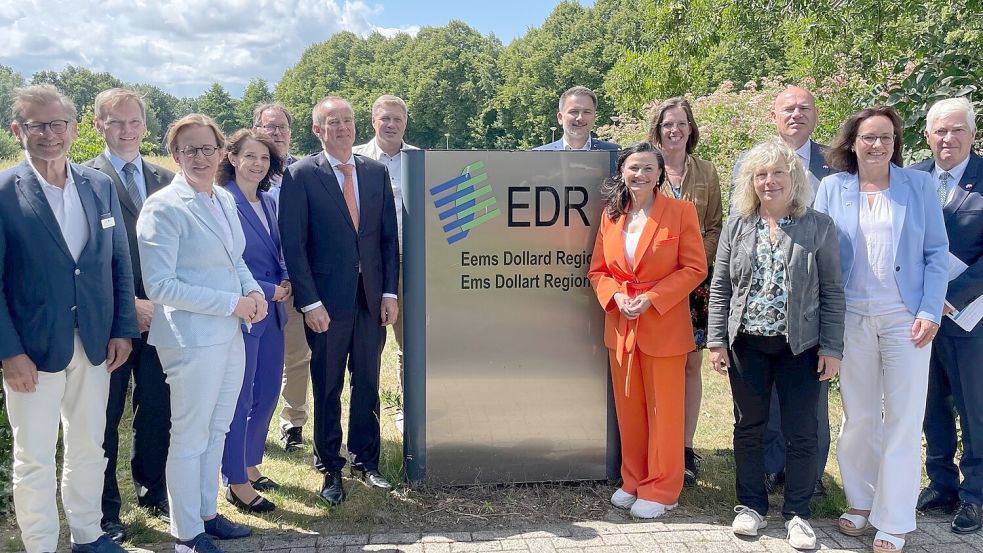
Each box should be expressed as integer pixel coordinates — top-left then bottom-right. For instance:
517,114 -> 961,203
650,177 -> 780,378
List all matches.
872,530 -> 905,552
838,512 -> 871,537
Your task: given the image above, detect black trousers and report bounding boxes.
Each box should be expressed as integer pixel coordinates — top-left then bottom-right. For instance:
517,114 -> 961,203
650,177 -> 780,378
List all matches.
308,279 -> 386,474
924,333 -> 983,505
101,335 -> 171,523
728,333 -> 820,519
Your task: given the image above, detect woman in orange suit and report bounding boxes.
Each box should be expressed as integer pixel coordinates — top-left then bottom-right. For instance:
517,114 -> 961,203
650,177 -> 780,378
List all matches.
588,141 -> 708,519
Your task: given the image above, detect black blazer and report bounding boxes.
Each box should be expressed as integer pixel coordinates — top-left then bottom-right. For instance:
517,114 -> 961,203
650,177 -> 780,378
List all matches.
0,160 -> 138,372
84,153 -> 174,299
279,152 -> 398,320
911,151 -> 983,337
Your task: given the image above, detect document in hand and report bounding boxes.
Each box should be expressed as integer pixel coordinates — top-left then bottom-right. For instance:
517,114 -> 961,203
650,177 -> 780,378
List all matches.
945,252 -> 983,332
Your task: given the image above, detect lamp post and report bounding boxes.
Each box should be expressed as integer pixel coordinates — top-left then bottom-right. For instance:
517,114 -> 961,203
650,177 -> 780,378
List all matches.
550,126 -> 557,142
444,133 -> 450,149
610,116 -> 620,125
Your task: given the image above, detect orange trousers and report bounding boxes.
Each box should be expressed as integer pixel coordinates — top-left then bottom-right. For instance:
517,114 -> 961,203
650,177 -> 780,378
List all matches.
609,350 -> 686,504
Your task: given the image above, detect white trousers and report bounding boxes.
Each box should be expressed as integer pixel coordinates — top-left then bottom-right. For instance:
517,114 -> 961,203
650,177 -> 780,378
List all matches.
3,332 -> 109,553
157,333 -> 245,541
837,310 -> 932,534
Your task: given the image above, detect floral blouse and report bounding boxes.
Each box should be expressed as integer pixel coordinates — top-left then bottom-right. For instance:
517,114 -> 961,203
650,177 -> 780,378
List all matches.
740,215 -> 792,336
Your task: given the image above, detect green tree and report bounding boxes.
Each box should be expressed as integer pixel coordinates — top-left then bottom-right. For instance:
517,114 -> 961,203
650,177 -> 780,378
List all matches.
0,129 -> 20,160
133,84 -> 182,145
237,78 -> 274,129
196,83 -> 239,135
0,65 -> 26,129
30,65 -> 124,116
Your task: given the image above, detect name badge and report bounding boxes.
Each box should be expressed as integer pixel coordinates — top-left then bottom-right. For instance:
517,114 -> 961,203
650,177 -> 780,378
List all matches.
101,215 -> 116,229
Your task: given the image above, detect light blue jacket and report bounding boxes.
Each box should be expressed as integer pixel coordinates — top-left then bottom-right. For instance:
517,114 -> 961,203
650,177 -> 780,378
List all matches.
137,173 -> 260,348
813,164 -> 949,324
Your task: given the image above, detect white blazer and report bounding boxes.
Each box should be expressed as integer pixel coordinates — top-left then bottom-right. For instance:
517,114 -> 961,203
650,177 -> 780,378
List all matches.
136,173 -> 260,348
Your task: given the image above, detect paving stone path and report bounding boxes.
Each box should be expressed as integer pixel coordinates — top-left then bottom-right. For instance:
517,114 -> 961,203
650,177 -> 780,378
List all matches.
80,517 -> 979,553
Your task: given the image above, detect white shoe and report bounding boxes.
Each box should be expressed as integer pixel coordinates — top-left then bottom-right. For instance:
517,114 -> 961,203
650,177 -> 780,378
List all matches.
732,505 -> 767,536
629,498 -> 677,519
610,488 -> 636,509
785,516 -> 817,550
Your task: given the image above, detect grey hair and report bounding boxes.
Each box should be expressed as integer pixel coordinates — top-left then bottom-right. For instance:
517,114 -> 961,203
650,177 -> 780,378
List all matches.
11,84 -> 78,123
925,96 -> 977,134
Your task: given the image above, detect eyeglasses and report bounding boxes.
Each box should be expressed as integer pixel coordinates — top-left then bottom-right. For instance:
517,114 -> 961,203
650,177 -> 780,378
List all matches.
858,134 -> 895,145
179,145 -> 219,158
21,120 -> 71,135
257,124 -> 289,134
660,121 -> 690,130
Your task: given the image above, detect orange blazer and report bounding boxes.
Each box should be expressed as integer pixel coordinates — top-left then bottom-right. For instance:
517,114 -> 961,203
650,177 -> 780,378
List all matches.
588,194 -> 708,361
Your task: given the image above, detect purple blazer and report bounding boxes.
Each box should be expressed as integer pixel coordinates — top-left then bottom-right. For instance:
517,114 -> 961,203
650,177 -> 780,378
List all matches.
225,180 -> 289,336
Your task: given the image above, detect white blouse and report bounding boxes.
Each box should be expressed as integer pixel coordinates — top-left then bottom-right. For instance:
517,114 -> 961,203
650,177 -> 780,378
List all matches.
623,228 -> 642,269
844,190 -> 908,316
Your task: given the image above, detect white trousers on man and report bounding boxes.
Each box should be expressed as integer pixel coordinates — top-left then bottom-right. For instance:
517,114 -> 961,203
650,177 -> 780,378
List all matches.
3,333 -> 109,553
157,334 -> 245,541
837,309 -> 932,534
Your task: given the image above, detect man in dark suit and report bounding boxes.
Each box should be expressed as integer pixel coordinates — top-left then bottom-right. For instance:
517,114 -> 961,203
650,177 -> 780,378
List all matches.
84,88 -> 174,542
1,84 -> 137,553
912,96 -> 983,534
533,86 -> 620,151
729,86 -> 836,496
279,96 -> 399,505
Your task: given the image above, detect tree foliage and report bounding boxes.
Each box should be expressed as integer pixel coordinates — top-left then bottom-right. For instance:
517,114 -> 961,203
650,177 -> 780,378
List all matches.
197,83 -> 240,136
237,78 -> 274,130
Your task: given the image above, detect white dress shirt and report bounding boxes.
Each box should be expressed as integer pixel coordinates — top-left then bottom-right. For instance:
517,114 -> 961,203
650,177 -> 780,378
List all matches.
561,136 -> 592,151
934,154 -> 971,207
30,156 -> 89,262
353,137 -> 418,246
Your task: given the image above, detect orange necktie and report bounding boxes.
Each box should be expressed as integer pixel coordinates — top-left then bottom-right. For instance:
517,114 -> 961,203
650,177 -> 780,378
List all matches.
337,163 -> 359,230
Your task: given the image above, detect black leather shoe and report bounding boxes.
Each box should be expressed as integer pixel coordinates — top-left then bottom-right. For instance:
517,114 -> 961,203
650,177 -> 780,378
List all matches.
917,487 -> 959,513
319,472 -> 346,505
953,502 -> 982,534
765,472 -> 785,494
813,479 -> 827,497
140,497 -> 171,523
282,427 -> 304,452
226,487 -> 276,513
351,465 -> 393,490
683,447 -> 700,487
249,476 -> 280,492
100,520 -> 127,544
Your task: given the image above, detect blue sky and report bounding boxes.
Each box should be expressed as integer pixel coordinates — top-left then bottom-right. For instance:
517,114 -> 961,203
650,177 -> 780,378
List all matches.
0,0 -> 592,98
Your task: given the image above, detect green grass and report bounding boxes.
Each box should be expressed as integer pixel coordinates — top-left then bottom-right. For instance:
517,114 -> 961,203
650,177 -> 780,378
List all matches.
2,333 -> 863,552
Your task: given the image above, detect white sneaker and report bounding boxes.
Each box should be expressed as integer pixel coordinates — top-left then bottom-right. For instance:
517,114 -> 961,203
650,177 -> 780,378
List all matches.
785,516 -> 817,550
610,488 -> 636,509
732,505 -> 767,536
629,498 -> 677,519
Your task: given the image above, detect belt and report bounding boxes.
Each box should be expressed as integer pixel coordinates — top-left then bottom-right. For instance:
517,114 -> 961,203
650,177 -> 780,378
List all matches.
613,278 -> 657,397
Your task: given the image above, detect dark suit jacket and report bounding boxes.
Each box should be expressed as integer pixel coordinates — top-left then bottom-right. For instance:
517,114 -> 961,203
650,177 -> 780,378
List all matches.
224,180 -> 289,336
279,152 -> 399,321
0,160 -> 138,371
84,154 -> 175,299
533,137 -> 621,151
911,151 -> 983,337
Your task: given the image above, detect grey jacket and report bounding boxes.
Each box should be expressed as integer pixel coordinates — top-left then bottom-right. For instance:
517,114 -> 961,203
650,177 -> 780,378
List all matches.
707,208 -> 845,358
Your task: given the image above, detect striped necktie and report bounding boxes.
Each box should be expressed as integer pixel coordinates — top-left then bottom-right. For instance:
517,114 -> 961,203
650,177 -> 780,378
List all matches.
122,162 -> 143,211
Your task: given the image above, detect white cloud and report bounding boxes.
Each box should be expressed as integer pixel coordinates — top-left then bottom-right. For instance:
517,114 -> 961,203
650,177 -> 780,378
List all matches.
0,0 -> 419,97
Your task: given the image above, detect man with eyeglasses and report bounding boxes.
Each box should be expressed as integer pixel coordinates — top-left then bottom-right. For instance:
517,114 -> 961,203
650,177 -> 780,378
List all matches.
353,95 -> 417,394
251,102 -> 310,453
279,96 -> 399,505
911,97 -> 983,534
730,86 -> 836,498
0,84 -> 137,553
533,86 -> 619,151
83,88 -> 174,544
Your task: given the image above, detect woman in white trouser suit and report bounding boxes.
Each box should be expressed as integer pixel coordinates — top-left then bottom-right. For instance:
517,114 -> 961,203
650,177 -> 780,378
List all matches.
137,114 -> 268,553
815,106 -> 949,553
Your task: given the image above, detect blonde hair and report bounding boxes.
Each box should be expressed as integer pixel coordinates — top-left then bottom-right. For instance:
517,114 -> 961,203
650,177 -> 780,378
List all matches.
94,88 -> 147,121
10,84 -> 77,123
165,113 -> 226,156
371,94 -> 407,118
732,138 -> 812,219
